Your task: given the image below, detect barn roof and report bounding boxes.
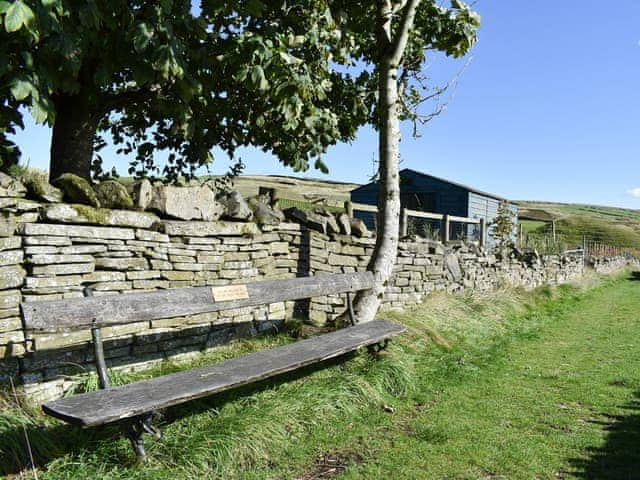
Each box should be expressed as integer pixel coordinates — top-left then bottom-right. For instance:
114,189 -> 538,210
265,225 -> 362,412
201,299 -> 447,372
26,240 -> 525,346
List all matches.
352,168 -> 511,203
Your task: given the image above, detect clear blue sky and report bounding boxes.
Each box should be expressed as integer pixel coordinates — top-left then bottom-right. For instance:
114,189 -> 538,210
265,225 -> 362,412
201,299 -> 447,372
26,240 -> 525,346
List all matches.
11,1 -> 640,208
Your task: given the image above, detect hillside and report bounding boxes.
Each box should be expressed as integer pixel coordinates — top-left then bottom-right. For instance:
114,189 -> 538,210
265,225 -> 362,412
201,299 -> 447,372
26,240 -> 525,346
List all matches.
226,177 -> 640,250
517,201 -> 640,250
229,174 -> 358,204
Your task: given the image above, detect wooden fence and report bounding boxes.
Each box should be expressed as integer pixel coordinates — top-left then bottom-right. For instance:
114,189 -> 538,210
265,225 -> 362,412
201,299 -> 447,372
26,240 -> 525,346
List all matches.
350,202 -> 487,246
257,186 -> 486,246
519,230 -> 636,259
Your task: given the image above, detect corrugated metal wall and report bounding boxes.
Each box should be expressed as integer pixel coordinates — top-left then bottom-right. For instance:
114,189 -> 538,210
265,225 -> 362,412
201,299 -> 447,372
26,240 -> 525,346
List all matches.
351,170 -> 518,248
351,170 -> 469,216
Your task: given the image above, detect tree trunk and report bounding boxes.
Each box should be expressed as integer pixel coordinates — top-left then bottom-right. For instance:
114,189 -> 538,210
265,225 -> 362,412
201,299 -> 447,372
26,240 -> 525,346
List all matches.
49,92 -> 98,182
352,2 -> 402,323
352,0 -> 420,323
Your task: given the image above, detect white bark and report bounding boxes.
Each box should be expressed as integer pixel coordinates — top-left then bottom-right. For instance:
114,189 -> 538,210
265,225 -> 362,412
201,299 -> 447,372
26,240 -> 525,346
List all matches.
353,0 -> 421,322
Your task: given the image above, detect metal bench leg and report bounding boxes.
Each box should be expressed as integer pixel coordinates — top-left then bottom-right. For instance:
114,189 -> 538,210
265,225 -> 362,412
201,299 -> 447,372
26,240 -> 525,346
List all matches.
126,413 -> 162,461
367,339 -> 390,355
127,421 -> 147,461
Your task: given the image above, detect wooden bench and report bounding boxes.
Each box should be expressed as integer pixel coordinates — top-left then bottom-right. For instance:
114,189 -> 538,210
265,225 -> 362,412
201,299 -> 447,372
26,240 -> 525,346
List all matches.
20,272 -> 406,460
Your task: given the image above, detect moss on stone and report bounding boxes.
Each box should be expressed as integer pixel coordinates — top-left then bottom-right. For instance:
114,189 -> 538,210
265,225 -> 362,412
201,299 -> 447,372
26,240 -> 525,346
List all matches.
23,175 -> 63,203
23,176 -> 46,197
72,204 -> 110,225
95,180 -> 134,210
52,174 -> 100,207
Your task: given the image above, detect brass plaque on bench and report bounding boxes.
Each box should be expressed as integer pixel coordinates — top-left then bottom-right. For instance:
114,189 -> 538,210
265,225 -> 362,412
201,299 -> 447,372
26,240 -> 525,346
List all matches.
211,284 -> 249,302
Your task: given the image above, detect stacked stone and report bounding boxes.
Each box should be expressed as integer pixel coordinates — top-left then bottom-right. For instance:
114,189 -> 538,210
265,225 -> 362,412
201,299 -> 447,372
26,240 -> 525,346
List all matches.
306,233 -> 374,325
589,255 -> 633,274
0,174 -> 33,382
311,233 -> 587,322
17,215 -> 304,400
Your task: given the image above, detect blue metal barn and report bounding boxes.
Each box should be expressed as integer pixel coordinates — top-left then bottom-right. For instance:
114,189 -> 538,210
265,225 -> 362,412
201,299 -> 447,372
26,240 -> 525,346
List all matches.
351,168 -> 517,245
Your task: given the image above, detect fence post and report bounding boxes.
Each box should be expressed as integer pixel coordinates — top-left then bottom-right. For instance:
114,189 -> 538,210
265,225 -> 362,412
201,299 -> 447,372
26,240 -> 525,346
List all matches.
344,201 -> 353,218
479,218 -> 486,248
518,223 -> 523,248
441,215 -> 450,244
399,208 -> 408,237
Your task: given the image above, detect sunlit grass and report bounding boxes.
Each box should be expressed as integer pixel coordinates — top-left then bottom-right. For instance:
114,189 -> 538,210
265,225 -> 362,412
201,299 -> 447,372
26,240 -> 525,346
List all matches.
1,270 -> 636,479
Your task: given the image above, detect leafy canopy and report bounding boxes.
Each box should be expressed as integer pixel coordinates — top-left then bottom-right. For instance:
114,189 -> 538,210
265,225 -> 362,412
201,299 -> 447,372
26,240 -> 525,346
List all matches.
0,0 -> 478,179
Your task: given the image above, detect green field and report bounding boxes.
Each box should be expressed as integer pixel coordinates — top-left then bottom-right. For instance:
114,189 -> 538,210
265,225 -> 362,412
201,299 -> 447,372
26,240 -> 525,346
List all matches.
518,201 -> 640,253
2,270 -> 639,479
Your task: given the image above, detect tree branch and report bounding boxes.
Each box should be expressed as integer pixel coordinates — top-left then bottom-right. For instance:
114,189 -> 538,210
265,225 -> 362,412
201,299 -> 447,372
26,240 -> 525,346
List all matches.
389,0 -> 421,65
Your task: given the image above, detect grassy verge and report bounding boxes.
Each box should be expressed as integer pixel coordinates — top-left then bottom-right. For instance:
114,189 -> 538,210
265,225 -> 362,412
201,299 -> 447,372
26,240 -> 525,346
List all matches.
1,270 -> 638,479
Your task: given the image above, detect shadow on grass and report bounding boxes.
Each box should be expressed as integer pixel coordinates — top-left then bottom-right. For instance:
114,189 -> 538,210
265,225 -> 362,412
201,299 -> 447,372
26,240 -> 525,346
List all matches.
0,351 -> 359,476
569,391 -> 640,479
627,271 -> 640,282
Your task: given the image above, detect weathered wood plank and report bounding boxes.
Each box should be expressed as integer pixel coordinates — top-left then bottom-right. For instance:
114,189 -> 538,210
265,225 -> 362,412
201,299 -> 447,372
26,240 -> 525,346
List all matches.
404,209 -> 443,220
448,215 -> 481,224
22,272 -> 375,332
351,202 -> 378,213
42,319 -> 406,427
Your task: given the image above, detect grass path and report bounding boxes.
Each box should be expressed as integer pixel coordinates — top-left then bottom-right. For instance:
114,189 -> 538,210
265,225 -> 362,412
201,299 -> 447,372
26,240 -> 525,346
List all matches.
343,275 -> 640,479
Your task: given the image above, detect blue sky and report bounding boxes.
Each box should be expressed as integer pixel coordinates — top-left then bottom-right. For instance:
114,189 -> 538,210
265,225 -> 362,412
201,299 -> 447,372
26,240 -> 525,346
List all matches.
11,1 -> 640,208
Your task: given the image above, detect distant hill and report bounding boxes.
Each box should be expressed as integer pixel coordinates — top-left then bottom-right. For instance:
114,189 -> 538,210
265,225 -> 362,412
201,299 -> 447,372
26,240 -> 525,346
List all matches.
517,201 -> 640,251
229,174 -> 358,201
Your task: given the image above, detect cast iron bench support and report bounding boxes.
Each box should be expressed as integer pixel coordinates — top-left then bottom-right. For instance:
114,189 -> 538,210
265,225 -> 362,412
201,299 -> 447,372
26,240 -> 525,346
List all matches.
21,272 -> 406,460
84,284 -> 162,459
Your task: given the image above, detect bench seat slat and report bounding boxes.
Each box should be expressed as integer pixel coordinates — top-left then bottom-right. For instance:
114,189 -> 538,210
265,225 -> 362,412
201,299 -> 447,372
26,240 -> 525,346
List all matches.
22,272 -> 375,332
43,320 -> 405,427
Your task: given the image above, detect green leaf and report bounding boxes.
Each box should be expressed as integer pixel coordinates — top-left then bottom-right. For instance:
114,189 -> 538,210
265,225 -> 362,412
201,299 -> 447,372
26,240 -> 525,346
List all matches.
235,67 -> 249,82
278,51 -> 302,65
133,23 -> 154,53
152,45 -> 172,77
21,50 -> 33,67
10,78 -> 33,101
304,115 -> 317,129
0,1 -> 10,14
30,102 -> 47,124
314,158 -> 329,174
250,66 -> 269,91
30,97 -> 53,124
4,0 -> 35,33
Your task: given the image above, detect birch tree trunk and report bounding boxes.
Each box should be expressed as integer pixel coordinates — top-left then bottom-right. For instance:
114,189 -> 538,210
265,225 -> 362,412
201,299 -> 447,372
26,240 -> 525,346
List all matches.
353,0 -> 421,322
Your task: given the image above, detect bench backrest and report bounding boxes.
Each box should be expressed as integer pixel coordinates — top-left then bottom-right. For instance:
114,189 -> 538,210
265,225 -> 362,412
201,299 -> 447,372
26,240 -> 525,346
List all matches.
21,272 -> 375,333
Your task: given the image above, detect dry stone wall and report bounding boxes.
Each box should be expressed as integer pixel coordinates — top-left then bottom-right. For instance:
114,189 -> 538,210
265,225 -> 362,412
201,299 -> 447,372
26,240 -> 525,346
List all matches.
0,181 -> 631,401
304,235 -> 587,323
587,255 -> 637,274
